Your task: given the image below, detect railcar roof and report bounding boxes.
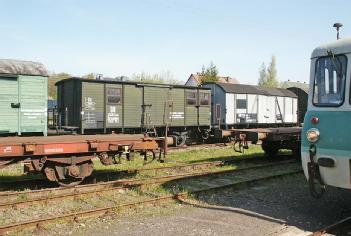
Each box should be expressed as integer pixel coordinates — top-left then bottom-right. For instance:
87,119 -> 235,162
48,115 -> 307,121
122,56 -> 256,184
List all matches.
55,77 -> 211,90
0,59 -> 48,76
207,82 -> 297,97
312,37 -> 351,58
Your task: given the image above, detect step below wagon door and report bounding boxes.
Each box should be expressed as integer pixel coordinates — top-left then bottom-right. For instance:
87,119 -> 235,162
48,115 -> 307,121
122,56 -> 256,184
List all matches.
0,76 -> 19,134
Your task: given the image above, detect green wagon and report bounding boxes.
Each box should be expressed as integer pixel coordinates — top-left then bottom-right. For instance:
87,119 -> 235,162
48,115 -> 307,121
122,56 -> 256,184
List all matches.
0,59 -> 48,136
56,78 -> 211,145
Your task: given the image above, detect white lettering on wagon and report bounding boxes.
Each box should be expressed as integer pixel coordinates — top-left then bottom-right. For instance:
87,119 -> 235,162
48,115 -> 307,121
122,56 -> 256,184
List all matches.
3,146 -> 12,153
44,148 -> 64,153
169,112 -> 184,119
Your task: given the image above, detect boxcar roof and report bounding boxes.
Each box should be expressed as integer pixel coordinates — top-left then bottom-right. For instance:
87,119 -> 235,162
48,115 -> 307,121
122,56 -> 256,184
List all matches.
208,82 -> 297,97
311,37 -> 351,58
55,77 -> 211,90
0,59 -> 48,76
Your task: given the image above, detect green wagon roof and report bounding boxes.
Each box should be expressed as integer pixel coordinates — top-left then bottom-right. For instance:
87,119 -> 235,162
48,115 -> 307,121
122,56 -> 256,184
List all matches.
55,77 -> 211,90
0,59 -> 48,76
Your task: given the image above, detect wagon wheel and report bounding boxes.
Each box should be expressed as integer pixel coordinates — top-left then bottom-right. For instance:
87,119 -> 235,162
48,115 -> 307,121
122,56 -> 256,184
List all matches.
44,161 -> 94,187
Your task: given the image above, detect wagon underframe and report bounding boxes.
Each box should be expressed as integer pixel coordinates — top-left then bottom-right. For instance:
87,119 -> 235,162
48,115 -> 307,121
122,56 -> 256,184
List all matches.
0,134 -> 164,186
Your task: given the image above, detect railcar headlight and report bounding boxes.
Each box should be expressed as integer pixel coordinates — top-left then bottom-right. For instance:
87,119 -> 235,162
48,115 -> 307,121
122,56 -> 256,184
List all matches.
306,128 -> 320,143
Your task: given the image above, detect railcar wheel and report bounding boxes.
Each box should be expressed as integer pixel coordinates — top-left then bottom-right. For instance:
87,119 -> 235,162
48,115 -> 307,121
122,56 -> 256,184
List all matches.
43,160 -> 94,187
176,134 -> 187,147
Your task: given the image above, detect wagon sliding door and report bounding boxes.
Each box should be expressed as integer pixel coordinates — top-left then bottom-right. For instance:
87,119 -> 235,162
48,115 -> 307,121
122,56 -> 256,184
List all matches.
185,90 -> 197,126
0,76 -> 19,134
143,86 -> 169,128
19,75 -> 47,135
198,91 -> 211,126
81,82 -> 104,132
105,84 -> 123,129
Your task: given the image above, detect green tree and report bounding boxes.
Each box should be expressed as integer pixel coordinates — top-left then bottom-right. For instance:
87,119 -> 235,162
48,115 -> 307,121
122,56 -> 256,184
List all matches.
258,56 -> 279,88
130,70 -> 181,84
48,73 -> 71,99
83,73 -> 96,80
200,61 -> 219,84
266,55 -> 279,88
258,63 -> 267,86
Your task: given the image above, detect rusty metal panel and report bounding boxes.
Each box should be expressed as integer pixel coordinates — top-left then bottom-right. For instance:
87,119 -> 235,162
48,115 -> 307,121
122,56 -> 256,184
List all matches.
0,134 -> 161,158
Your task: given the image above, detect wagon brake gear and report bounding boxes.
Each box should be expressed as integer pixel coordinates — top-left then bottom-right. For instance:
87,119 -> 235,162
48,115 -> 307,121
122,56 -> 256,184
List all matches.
307,144 -> 325,198
233,133 -> 248,153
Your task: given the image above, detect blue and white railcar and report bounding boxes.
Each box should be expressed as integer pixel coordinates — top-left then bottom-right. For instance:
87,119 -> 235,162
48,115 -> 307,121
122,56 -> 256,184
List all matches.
302,38 -> 351,198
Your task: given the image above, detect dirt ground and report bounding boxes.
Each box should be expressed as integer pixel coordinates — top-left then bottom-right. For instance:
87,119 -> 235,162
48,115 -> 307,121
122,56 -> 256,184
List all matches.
33,172 -> 351,236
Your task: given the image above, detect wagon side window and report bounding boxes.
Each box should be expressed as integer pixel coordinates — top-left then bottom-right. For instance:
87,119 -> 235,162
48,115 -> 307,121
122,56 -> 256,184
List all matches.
107,88 -> 122,104
236,99 -> 247,109
199,92 -> 210,106
186,91 -> 197,106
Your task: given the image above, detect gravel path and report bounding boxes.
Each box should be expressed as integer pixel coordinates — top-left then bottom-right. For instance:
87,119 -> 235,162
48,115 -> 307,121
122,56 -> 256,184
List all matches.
33,172 -> 351,236
88,173 -> 351,236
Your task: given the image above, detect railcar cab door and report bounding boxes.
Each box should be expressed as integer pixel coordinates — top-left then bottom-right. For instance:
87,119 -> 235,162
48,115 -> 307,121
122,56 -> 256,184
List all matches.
302,50 -> 350,189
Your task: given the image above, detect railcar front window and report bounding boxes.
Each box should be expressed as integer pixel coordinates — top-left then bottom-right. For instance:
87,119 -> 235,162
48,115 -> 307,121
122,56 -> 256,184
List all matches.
313,55 -> 347,106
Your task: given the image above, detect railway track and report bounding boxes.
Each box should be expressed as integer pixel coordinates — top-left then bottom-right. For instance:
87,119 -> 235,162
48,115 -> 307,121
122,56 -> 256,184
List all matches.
0,151 -> 291,191
311,216 -> 351,235
0,142 -> 229,188
0,159 -> 301,234
0,159 -> 295,207
0,160 -> 225,190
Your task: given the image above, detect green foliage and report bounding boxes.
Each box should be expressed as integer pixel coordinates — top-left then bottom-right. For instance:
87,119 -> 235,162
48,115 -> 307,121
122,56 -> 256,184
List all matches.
258,63 -> 267,86
266,55 -> 279,87
83,73 -> 96,80
257,56 -> 279,88
48,73 -> 70,99
200,61 -> 219,84
130,70 -> 181,84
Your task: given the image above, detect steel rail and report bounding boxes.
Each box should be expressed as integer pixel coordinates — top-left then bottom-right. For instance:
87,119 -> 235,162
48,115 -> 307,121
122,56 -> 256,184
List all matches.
0,168 -> 302,235
0,159 -> 297,209
311,216 -> 351,236
0,160 -> 225,192
0,153 -> 289,193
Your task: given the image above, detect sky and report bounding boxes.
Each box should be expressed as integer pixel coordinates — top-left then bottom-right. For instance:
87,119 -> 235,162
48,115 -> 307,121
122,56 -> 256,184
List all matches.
1,0 -> 351,84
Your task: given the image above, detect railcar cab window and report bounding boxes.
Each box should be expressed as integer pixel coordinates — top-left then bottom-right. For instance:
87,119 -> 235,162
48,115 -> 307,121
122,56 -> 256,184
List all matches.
107,88 -> 122,104
313,55 -> 347,106
186,91 -> 197,106
199,93 -> 210,106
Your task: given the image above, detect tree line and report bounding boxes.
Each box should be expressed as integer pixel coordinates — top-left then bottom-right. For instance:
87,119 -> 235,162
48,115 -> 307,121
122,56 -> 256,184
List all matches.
48,57 -> 283,99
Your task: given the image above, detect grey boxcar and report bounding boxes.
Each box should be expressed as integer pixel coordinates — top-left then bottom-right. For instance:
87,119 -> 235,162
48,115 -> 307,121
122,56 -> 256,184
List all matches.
203,82 -> 298,129
56,78 -> 211,145
0,59 -> 48,136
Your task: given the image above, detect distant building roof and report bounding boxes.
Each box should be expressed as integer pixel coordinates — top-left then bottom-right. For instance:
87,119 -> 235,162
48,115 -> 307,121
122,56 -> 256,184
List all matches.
185,73 -> 239,86
281,81 -> 309,92
207,82 -> 297,97
0,59 -> 48,76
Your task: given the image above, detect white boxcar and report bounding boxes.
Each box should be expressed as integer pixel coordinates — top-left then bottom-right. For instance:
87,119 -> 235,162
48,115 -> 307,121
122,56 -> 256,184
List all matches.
203,82 -> 298,128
